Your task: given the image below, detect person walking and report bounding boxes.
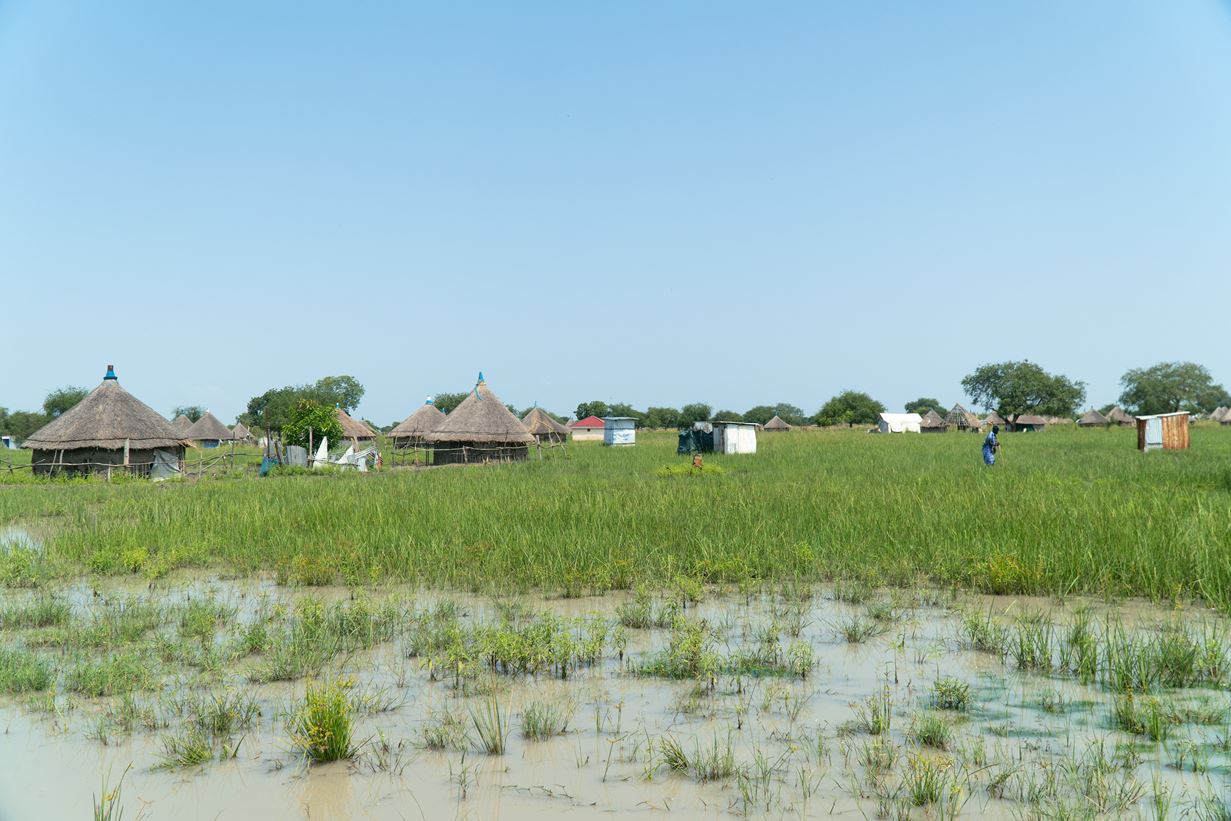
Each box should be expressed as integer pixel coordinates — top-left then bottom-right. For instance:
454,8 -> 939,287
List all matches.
983,425 -> 1000,466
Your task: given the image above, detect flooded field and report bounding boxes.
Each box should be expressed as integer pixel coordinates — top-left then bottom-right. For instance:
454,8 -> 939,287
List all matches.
1,577 -> 1229,819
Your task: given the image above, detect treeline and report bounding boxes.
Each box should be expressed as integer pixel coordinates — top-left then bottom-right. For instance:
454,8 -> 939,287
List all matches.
0,387 -> 90,440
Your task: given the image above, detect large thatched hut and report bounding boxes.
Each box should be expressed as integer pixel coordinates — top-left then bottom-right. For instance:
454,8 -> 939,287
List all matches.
425,375 -> 534,465
919,410 -> 948,432
763,415 -> 792,432
984,411 -> 1007,427
231,422 -> 254,443
171,414 -> 194,435
521,407 -> 569,443
1077,409 -> 1107,427
23,365 -> 186,478
335,407 -> 379,443
944,404 -> 981,432
1105,406 -> 1135,427
389,399 -> 446,448
185,411 -> 234,448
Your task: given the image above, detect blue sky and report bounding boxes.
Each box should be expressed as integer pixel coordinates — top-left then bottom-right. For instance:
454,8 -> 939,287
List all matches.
2,2 -> 1229,425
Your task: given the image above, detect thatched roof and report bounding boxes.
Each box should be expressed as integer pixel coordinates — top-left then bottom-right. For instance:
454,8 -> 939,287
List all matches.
231,422 -> 253,440
984,411 -> 1006,426
763,415 -> 792,431
944,403 -> 980,428
335,407 -> 378,440
425,377 -> 534,444
920,410 -> 947,429
1014,414 -> 1048,426
23,367 -> 186,451
185,411 -> 234,442
521,407 -> 569,437
171,414 -> 194,434
389,400 -> 446,440
1106,406 -> 1134,425
1210,407 -> 1228,423
1077,409 -> 1107,426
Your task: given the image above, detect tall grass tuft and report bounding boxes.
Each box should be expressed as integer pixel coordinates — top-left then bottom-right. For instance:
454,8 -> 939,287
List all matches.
289,679 -> 359,762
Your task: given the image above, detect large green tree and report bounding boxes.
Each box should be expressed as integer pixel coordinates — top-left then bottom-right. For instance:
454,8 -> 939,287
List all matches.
961,361 -> 1086,418
678,403 -> 712,428
171,405 -> 205,423
432,392 -> 469,414
281,400 -> 344,449
1118,361 -> 1230,415
643,406 -> 680,429
574,400 -> 609,421
813,391 -> 885,427
43,386 -> 88,418
241,375 -> 366,430
904,397 -> 942,416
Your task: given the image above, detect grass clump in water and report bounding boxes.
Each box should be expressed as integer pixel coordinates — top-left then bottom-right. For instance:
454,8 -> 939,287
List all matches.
909,711 -> 954,750
65,653 -> 153,697
0,648 -> 53,693
851,686 -> 894,736
470,698 -> 509,755
930,677 -> 971,711
520,697 -> 574,741
421,707 -> 469,751
289,678 -> 360,763
0,596 -> 71,630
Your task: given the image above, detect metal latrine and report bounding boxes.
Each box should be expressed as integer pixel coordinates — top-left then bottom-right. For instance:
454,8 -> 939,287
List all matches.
1136,412 -> 1190,451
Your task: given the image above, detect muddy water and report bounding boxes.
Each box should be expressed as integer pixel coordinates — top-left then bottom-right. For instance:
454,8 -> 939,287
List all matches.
0,580 -> 1228,819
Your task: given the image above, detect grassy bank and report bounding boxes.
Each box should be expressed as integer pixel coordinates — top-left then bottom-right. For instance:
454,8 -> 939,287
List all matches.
1,427 -> 1230,608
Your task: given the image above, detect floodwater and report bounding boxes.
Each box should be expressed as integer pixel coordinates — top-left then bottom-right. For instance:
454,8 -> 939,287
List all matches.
0,526 -> 40,555
1,578 -> 1228,819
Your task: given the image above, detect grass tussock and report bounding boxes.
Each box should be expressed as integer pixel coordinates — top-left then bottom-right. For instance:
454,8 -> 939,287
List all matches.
289,678 -> 360,763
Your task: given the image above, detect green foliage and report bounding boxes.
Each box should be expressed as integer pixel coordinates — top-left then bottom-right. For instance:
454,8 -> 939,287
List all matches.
0,409 -> 52,440
1119,361 -> 1230,415
43,386 -> 88,418
574,400 -> 609,421
742,403 -> 807,426
961,360 -> 1086,417
643,406 -> 680,429
711,409 -> 743,422
171,405 -> 204,423
289,678 -> 359,762
432,392 -> 469,414
0,648 -> 53,693
242,375 -> 365,429
281,400 -> 344,450
678,403 -> 713,428
813,390 -> 885,427
904,397 -> 943,416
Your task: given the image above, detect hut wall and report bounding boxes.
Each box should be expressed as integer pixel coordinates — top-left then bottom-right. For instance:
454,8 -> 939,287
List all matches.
531,432 -> 566,444
31,446 -> 184,477
570,428 -> 603,441
432,442 -> 528,466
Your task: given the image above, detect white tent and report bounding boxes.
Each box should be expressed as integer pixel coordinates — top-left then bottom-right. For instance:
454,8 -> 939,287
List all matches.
878,413 -> 922,434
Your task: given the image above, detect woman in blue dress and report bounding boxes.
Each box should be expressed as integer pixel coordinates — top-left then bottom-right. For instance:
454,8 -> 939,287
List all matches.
983,425 -> 1000,466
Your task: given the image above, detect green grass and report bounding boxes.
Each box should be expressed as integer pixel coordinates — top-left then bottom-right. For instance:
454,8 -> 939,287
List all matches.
289,678 -> 359,762
0,648 -> 53,693
2,428 -> 1231,608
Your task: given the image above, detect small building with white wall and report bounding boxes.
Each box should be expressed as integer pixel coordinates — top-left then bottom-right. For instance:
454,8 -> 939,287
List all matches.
569,415 -> 605,442
878,413 -> 922,433
602,417 -> 636,446
712,421 -> 758,454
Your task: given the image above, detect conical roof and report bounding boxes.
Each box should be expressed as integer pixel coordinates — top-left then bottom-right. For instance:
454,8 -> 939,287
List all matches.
171,414 -> 194,434
425,377 -> 534,444
1210,407 -> 1228,423
231,422 -> 252,440
1077,409 -> 1107,426
763,415 -> 792,431
920,410 -> 947,428
944,403 -> 981,428
984,411 -> 1007,426
390,400 -> 446,439
23,366 -> 186,450
521,407 -> 569,437
1106,406 -> 1134,425
335,407 -> 379,440
185,411 -> 234,441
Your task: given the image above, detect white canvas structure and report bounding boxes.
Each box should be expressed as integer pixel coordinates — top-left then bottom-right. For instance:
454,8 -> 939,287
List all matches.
0,435 -> 17,450
878,413 -> 922,434
150,449 -> 182,480
312,438 -> 330,469
602,417 -> 636,446
712,421 -> 758,454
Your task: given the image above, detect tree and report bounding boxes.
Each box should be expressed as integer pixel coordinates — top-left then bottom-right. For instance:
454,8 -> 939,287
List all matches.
643,406 -> 680,429
813,391 -> 885,427
574,401 -> 609,421
281,400 -> 344,449
241,376 -> 367,430
432,392 -> 469,414
961,361 -> 1086,418
741,405 -> 776,425
904,397 -> 942,416
0,410 -> 51,440
313,375 -> 364,412
171,405 -> 205,423
742,402 -> 806,426
607,403 -> 644,425
678,403 -> 712,428
711,409 -> 744,422
43,386 -> 88,418
1118,362 -> 1230,415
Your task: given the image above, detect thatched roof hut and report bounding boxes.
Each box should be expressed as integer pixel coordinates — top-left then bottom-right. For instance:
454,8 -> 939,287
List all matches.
185,411 -> 234,446
425,374 -> 534,465
389,399 -> 446,447
335,407 -> 378,442
763,415 -> 792,432
1077,409 -> 1107,427
23,365 -> 186,477
1210,406 -> 1228,423
171,414 -> 194,435
521,407 -> 569,443
1011,414 -> 1047,432
944,403 -> 981,432
984,411 -> 1007,427
1105,406 -> 1135,427
231,422 -> 254,442
919,410 -> 948,432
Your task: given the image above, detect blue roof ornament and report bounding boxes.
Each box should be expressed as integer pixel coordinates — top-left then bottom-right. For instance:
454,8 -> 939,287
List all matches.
425,396 -> 434,405
104,364 -> 117,381
474,372 -> 485,400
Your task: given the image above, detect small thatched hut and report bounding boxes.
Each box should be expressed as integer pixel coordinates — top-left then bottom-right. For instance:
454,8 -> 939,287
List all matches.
1105,406 -> 1135,427
185,411 -> 234,447
425,375 -> 534,465
521,407 -> 569,443
919,410 -> 948,433
23,365 -> 186,478
984,411 -> 1007,427
1077,409 -> 1107,427
1209,406 -> 1228,423
1010,414 -> 1047,432
231,422 -> 254,443
389,399 -> 446,448
171,414 -> 194,435
944,404 -> 981,432
335,407 -> 379,443
763,415 -> 792,432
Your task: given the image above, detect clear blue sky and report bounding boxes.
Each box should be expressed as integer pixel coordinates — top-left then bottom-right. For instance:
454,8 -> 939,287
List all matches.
2,2 -> 1229,425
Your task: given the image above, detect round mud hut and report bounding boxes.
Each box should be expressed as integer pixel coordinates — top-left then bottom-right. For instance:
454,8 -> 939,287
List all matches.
184,411 -> 234,448
335,406 -> 379,444
389,398 -> 446,448
521,407 -> 569,444
763,415 -> 792,432
425,375 -> 534,465
23,365 -> 187,478
171,414 -> 194,435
